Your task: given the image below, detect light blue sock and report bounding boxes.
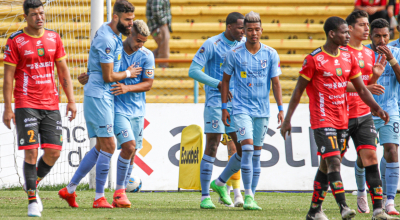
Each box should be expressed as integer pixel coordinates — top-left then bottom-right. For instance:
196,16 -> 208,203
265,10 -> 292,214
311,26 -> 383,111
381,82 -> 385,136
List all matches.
219,153 -> 241,183
116,155 -> 130,190
200,154 -> 215,196
70,147 -> 99,185
124,164 -> 134,188
354,161 -> 366,192
95,150 -> 113,193
252,150 -> 261,195
380,157 -> 387,195
385,162 -> 399,198
241,145 -> 254,191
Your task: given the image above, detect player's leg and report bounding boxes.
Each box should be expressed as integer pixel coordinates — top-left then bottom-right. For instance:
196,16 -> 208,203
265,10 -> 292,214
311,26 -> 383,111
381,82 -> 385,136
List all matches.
225,133 -> 243,207
251,117 -> 269,198
200,107 -> 223,209
125,152 -> 136,188
123,116 -> 143,189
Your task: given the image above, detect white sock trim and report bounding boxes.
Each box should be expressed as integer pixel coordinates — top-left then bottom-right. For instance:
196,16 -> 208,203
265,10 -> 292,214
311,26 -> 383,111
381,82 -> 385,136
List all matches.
95,193 -> 104,201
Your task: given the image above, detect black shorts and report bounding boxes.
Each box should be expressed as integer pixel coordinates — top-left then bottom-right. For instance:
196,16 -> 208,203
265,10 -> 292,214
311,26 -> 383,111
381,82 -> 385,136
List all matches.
313,128 -> 348,159
15,108 -> 63,151
346,114 -> 377,153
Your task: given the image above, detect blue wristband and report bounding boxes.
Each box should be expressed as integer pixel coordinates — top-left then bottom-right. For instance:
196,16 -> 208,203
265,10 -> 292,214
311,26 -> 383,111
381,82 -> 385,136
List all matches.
221,103 -> 227,109
278,105 -> 284,111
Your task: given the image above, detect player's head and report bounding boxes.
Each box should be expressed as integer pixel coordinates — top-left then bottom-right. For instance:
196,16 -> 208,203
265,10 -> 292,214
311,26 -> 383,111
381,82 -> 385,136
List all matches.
23,0 -> 45,30
346,10 -> 369,41
244,11 -> 262,45
369,18 -> 390,47
225,12 -> 244,41
113,0 -> 135,36
323,16 -> 349,46
127,20 -> 150,52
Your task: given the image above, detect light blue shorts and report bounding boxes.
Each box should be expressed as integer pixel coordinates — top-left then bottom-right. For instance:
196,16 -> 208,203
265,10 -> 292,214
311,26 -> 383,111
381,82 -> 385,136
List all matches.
204,106 -> 236,134
233,114 -> 269,147
114,113 -> 144,150
83,96 -> 114,138
373,115 -> 399,145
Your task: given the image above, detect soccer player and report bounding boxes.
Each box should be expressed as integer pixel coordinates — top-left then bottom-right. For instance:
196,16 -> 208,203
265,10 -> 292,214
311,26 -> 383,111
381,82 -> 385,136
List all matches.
368,18 -> 400,215
2,0 -> 77,217
212,11 -> 284,210
279,16 -> 389,220
188,12 -> 245,209
58,0 -> 139,209
344,11 -> 395,218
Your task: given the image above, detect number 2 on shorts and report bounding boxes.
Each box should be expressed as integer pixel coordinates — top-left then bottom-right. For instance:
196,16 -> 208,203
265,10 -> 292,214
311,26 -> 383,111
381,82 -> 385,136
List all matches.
28,130 -> 36,143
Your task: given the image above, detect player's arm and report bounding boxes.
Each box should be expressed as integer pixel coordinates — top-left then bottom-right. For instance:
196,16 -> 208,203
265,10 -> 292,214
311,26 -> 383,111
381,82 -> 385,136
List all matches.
221,72 -> 232,126
101,63 -> 142,83
188,62 -> 220,88
271,76 -> 284,125
2,64 -> 16,129
376,45 -> 400,83
111,78 -> 153,95
55,59 -> 77,121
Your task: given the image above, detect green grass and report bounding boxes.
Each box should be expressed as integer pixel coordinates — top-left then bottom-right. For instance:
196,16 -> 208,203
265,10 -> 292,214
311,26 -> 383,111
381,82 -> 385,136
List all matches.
0,190 -> 398,219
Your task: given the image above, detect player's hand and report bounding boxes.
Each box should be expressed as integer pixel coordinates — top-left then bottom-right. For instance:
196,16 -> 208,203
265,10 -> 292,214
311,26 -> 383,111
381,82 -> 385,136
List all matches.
222,109 -> 231,127
377,45 -> 394,61
376,109 -> 390,125
277,111 -> 284,127
217,82 -> 232,101
111,82 -> 129,95
372,54 -> 387,77
77,72 -> 89,85
126,65 -> 142,78
366,84 -> 385,96
66,102 -> 77,122
2,108 -> 15,129
279,119 -> 291,140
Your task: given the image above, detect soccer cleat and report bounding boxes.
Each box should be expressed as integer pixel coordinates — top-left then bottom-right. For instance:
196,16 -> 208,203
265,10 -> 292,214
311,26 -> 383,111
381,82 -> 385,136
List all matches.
218,198 -> 234,207
373,210 -> 400,220
112,189 -> 131,208
234,195 -> 244,207
24,184 -> 42,212
58,187 -> 79,208
306,210 -> 329,220
210,180 -> 232,205
200,198 -> 216,209
93,197 -> 113,208
243,195 -> 262,210
27,202 -> 41,217
386,204 -> 400,215
357,194 -> 370,213
341,205 -> 357,220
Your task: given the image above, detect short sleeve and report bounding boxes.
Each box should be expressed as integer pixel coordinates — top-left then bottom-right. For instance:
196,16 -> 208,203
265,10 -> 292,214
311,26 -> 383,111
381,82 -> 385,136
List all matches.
3,38 -> 19,66
143,53 -> 155,79
270,51 -> 282,78
354,0 -> 362,6
299,55 -> 315,81
221,50 -> 235,75
94,36 -> 116,64
349,54 -> 362,80
192,39 -> 213,67
380,0 -> 387,5
55,34 -> 67,61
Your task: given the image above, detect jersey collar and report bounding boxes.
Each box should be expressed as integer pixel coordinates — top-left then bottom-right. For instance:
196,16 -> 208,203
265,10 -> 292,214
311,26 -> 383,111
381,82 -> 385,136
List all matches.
321,46 -> 340,58
22,28 -> 45,38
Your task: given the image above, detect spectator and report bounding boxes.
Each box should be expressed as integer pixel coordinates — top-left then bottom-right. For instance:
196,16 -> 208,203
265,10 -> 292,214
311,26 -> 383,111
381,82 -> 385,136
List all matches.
146,0 -> 172,68
355,0 -> 389,25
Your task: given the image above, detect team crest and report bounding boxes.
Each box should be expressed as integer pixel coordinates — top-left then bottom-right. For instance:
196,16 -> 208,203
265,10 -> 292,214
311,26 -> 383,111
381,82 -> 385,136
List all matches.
303,59 -> 307,66
20,138 -> 24,145
374,187 -> 383,195
260,60 -> 267,68
27,190 -> 36,197
336,68 -> 342,76
106,124 -> 113,133
212,120 -> 219,129
60,135 -> 63,143
239,127 -> 246,136
311,203 -> 319,209
37,48 -> 45,56
358,60 -> 365,68
122,129 -> 129,138
105,47 -> 111,54
240,71 -> 247,78
199,47 -> 205,53
332,181 -> 343,189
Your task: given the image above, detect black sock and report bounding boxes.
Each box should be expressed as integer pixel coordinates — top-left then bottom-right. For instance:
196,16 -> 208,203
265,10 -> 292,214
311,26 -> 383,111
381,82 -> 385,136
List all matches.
309,169 -> 329,215
365,164 -> 383,211
36,157 -> 53,187
24,162 -> 37,204
328,172 -> 347,212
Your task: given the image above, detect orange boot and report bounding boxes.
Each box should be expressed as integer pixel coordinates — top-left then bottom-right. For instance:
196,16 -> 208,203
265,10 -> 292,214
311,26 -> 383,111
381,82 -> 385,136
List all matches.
112,189 -> 131,208
93,197 -> 113,208
58,187 -> 79,208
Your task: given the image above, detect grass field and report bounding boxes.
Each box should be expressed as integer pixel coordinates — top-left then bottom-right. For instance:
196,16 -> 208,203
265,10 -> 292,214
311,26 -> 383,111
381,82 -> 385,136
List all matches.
0,189 -> 399,219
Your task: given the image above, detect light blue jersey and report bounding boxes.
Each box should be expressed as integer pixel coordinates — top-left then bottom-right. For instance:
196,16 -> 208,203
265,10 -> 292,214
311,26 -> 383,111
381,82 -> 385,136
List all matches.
222,43 -> 282,117
366,44 -> 400,118
388,39 -> 400,111
84,22 -> 123,99
114,47 -> 155,117
192,33 -> 245,107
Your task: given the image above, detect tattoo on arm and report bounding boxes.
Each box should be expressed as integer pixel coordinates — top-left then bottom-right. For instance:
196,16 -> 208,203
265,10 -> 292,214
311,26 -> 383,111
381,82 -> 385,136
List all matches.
63,77 -> 68,87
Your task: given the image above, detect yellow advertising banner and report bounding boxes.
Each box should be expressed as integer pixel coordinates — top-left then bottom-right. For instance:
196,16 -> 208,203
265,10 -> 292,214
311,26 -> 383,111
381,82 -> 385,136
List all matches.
178,125 -> 203,190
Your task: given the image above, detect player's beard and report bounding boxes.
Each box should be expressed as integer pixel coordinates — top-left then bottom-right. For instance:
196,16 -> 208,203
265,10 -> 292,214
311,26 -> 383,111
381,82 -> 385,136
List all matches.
117,19 -> 131,36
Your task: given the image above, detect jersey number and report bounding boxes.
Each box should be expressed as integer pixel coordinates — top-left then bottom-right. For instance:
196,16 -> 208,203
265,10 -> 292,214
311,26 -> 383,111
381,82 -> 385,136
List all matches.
28,130 -> 36,143
328,136 -> 346,151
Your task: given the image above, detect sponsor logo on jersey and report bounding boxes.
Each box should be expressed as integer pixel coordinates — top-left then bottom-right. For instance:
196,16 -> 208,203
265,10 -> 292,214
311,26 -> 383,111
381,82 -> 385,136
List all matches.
145,69 -> 154,78
36,40 -> 42,46
261,60 -> 267,68
316,55 -> 324,61
16,37 -> 24,43
24,50 -> 34,56
23,72 -> 28,95
342,52 -> 351,58
359,60 -> 365,68
334,59 -> 340,65
48,49 -> 56,52
358,52 -> 363,59
105,47 -> 111,54
247,82 -> 252,87
336,68 -> 342,76
46,38 -> 56,43
199,47 -> 205,53
240,71 -> 247,78
323,71 -> 333,77
213,39 -> 221,46
311,47 -> 322,56
25,123 -> 37,127
18,40 -> 29,48
37,48 -> 45,56
48,33 -> 56,38
24,118 -> 37,123
118,54 -> 121,60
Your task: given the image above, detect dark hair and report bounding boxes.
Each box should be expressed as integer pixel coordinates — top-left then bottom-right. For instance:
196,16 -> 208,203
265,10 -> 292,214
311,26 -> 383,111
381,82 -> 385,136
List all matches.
370,18 -> 389,33
23,0 -> 43,15
226,12 -> 244,26
113,0 -> 135,15
346,10 -> 368,26
323,16 -> 347,36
